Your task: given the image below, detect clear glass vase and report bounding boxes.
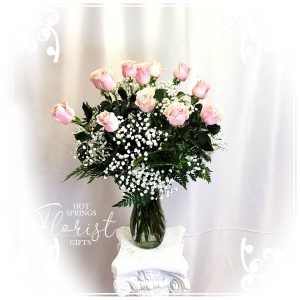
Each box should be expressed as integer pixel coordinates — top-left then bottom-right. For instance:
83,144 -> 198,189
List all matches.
130,197 -> 166,249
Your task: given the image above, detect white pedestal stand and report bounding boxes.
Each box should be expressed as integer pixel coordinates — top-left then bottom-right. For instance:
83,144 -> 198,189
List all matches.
111,226 -> 190,296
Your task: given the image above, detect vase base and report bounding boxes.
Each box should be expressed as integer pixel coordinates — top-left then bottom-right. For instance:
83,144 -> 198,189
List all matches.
134,240 -> 162,249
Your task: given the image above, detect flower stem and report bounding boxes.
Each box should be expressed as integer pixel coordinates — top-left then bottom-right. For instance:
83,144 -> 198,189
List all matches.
173,77 -> 181,85
113,90 -> 121,110
72,116 -> 91,132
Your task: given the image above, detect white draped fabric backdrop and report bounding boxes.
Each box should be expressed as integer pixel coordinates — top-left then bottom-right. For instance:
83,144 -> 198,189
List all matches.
1,0 -> 298,297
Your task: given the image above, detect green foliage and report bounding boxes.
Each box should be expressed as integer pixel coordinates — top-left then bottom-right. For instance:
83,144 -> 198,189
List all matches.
201,166 -> 212,183
82,102 -> 93,122
173,77 -> 180,85
64,164 -> 104,183
154,88 -> 166,101
129,94 -> 136,103
147,149 -> 187,169
176,91 -> 185,98
99,100 -> 112,111
197,132 -> 214,151
112,191 -> 150,207
74,131 -> 90,142
104,131 -> 116,144
118,87 -> 128,101
207,124 -> 221,135
195,102 -> 203,112
174,172 -> 188,189
120,100 -> 128,115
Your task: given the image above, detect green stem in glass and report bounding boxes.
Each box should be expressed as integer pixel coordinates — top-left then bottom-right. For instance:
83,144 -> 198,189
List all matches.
130,195 -> 166,249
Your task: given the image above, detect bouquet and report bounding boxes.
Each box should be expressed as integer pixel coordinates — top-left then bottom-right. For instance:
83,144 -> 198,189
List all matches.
53,60 -> 223,248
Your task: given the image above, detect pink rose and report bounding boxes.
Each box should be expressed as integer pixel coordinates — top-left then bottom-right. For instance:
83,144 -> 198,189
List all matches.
200,102 -> 222,125
164,101 -> 189,126
90,68 -> 117,92
192,80 -> 211,99
52,100 -> 75,125
150,61 -> 163,78
135,63 -> 151,84
173,63 -> 191,81
121,60 -> 137,78
135,87 -> 156,113
96,111 -> 119,132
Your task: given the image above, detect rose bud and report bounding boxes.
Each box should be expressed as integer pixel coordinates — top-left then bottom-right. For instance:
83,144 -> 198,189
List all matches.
135,87 -> 156,113
200,102 -> 223,125
121,60 -> 137,78
173,62 -> 191,81
96,111 -> 119,132
52,100 -> 75,125
90,68 -> 117,92
192,79 -> 211,99
135,63 -> 151,84
150,61 -> 163,78
164,101 -> 189,126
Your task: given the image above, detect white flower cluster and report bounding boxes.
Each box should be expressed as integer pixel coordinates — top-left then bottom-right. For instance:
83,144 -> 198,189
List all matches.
96,111 -> 174,198
75,129 -> 111,167
156,80 -> 180,97
116,163 -> 177,200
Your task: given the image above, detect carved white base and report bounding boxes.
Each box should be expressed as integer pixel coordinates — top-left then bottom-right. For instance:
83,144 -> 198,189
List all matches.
111,226 -> 190,296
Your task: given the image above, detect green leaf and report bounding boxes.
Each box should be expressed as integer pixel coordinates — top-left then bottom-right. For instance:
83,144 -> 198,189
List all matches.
195,102 -> 203,112
177,91 -> 185,98
104,131 -> 116,143
198,132 -> 214,151
112,199 -> 128,207
154,89 -> 166,100
74,131 -> 90,142
112,192 -> 133,207
129,94 -> 136,102
118,87 -> 128,101
146,148 -> 187,169
155,116 -> 172,130
199,150 -> 211,162
174,173 -> 188,189
207,124 -> 220,135
112,191 -> 150,207
64,165 -> 85,182
190,109 -> 201,124
200,166 -> 212,183
190,173 -> 197,181
101,91 -> 113,102
191,95 -> 199,105
120,100 -> 128,115
82,102 -> 93,122
100,100 -> 112,111
173,77 -> 180,85
132,156 -> 144,168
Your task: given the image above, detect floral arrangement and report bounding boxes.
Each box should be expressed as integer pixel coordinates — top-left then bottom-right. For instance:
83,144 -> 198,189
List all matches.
52,61 -> 223,208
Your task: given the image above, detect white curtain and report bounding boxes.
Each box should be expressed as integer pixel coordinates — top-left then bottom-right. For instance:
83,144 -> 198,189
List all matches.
4,0 -> 297,296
